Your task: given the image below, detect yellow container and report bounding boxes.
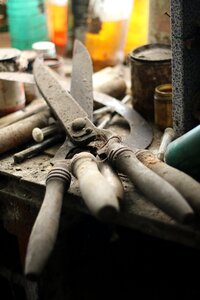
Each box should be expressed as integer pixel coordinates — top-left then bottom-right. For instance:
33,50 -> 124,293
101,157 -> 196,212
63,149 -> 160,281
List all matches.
124,0 -> 149,56
85,0 -> 133,71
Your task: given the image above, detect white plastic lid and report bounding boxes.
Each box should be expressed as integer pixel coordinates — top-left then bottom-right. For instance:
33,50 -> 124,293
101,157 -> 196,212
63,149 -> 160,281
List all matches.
32,41 -> 56,58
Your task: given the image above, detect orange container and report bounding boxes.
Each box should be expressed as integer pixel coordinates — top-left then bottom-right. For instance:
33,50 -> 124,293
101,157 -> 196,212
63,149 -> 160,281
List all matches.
46,0 -> 68,47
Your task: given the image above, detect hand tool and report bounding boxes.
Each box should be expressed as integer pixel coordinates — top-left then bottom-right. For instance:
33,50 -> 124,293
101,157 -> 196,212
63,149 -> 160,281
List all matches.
95,95 -> 131,129
93,91 -> 153,149
136,149 -> 200,215
0,68 -> 151,149
25,40 -> 193,279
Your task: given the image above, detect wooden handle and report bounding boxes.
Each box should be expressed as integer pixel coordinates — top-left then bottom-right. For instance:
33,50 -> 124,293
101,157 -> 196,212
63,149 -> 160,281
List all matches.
106,142 -> 194,224
0,110 -> 50,154
25,161 -> 71,278
0,98 -> 47,129
157,127 -> 175,161
71,152 -> 119,219
98,161 -> 124,200
136,149 -> 200,215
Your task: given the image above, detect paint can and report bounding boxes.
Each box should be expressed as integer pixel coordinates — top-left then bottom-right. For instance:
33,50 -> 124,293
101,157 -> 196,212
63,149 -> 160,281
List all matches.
0,48 -> 26,116
129,43 -> 171,120
0,79 -> 26,116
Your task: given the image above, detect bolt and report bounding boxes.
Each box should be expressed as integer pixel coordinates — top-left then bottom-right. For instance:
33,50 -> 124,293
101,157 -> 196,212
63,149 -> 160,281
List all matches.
71,118 -> 86,131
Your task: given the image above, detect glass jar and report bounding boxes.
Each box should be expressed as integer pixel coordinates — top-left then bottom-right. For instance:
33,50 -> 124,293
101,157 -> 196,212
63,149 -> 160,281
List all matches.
85,0 -> 133,71
46,0 -> 68,54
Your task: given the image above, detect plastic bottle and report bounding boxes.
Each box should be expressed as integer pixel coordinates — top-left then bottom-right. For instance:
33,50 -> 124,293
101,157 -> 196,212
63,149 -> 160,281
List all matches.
165,125 -> 200,180
46,0 -> 68,49
6,0 -> 48,50
85,0 -> 133,71
124,0 -> 149,56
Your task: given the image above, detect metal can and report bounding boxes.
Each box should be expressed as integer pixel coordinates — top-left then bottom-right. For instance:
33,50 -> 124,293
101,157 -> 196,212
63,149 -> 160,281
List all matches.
0,48 -> 26,116
129,43 -> 171,120
0,48 -> 21,72
154,83 -> 173,130
0,79 -> 25,116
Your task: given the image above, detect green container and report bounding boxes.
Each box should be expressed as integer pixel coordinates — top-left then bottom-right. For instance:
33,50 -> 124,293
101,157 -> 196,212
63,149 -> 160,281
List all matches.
165,125 -> 200,180
6,0 -> 48,49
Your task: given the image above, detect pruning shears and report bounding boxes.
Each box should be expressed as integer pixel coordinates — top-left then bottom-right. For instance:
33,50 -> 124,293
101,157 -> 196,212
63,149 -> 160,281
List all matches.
25,40 -> 194,278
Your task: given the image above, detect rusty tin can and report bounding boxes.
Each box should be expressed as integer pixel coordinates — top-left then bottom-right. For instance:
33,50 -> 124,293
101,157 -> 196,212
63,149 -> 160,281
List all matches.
154,83 -> 173,130
0,79 -> 26,116
129,43 -> 171,120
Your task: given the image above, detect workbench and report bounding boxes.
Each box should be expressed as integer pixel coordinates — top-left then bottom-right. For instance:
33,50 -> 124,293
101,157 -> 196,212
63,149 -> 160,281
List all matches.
0,2 -> 200,297
0,120 -> 200,270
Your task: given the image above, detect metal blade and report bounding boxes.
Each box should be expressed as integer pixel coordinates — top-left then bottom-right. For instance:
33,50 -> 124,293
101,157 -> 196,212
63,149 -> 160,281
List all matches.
94,91 -> 153,149
70,39 -> 94,121
33,58 -> 87,132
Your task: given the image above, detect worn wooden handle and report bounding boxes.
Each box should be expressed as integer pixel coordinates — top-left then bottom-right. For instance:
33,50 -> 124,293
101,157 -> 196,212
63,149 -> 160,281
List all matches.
0,110 -> 50,154
98,161 -> 124,200
106,142 -> 194,224
25,161 -> 71,279
71,152 -> 119,219
136,149 -> 200,215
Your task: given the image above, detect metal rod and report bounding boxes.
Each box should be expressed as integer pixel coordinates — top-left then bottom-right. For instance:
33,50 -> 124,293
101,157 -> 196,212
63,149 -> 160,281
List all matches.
13,134 -> 64,163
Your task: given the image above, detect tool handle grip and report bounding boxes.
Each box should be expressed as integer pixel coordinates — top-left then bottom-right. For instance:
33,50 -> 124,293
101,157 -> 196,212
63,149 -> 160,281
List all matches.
107,142 -> 194,224
25,162 -> 71,279
157,127 -> 175,161
98,161 -> 124,200
136,149 -> 200,215
71,152 -> 119,219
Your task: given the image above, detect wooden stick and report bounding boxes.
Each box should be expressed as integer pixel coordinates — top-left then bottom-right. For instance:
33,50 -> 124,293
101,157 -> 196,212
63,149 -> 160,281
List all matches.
0,110 -> 50,155
157,127 -> 175,161
0,98 -> 47,129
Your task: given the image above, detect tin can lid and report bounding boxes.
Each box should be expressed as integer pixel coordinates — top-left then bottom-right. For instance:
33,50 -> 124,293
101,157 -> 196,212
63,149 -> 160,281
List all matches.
0,48 -> 21,61
130,43 -> 171,62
